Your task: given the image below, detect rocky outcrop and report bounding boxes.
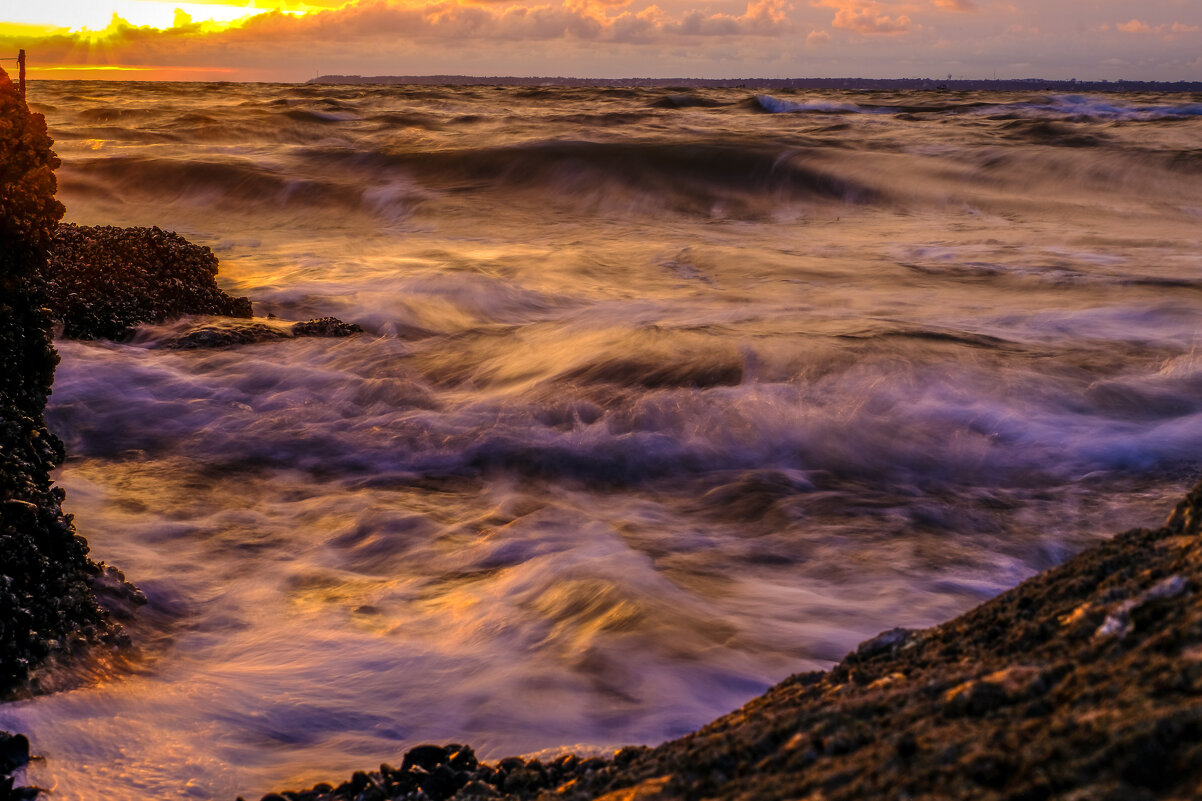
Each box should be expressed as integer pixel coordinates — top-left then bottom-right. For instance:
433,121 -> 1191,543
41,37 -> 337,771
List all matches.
261,485 -> 1202,801
40,224 -> 366,346
0,732 -> 34,801
161,316 -> 364,349
0,69 -> 125,699
42,223 -> 254,340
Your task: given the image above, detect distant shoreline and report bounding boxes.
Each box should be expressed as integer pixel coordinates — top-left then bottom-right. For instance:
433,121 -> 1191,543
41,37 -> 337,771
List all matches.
308,75 -> 1202,92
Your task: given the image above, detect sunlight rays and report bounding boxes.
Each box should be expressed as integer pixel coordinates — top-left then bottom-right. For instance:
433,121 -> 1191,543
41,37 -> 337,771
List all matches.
0,1 -> 342,36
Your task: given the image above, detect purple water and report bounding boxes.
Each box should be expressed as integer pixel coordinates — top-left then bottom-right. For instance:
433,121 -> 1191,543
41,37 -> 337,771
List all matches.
3,82 -> 1201,800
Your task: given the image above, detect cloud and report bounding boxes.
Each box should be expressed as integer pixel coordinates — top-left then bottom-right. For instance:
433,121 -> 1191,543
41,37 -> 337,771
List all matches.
5,0 -> 1200,81
8,0 -> 799,55
933,0 -> 975,11
1116,19 -> 1151,34
831,6 -> 914,35
217,0 -> 798,42
0,0 -> 808,79
1115,19 -> 1201,37
811,0 -> 922,36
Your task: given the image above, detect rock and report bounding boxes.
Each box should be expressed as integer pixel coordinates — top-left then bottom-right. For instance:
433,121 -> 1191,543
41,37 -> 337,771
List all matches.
1093,574 -> 1189,641
291,317 -> 363,338
0,731 -> 38,801
448,745 -> 479,771
0,66 -> 124,699
592,776 -> 673,801
854,626 -> 917,660
41,223 -> 252,340
0,734 -> 29,774
942,665 -> 1044,717
420,765 -> 459,800
39,223 -> 368,346
401,743 -> 449,772
156,315 -> 363,350
163,322 -> 292,350
458,779 -> 498,798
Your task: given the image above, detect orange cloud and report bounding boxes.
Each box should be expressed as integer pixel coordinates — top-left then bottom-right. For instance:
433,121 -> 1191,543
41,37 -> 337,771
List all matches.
1115,19 -> 1200,37
1,0 -> 800,77
933,0 -> 975,11
832,6 -> 914,35
812,0 -> 926,36
1117,19 -> 1150,34
229,0 -> 793,41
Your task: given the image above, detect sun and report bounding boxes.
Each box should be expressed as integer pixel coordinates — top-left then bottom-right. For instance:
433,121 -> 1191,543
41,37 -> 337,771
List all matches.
0,1 -> 351,79
1,1 -> 337,35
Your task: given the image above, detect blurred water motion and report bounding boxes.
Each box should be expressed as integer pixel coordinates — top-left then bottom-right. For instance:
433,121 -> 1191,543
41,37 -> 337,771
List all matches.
2,82 -> 1202,800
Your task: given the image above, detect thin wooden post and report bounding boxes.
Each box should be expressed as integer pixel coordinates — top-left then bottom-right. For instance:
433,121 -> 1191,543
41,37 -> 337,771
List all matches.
17,50 -> 25,98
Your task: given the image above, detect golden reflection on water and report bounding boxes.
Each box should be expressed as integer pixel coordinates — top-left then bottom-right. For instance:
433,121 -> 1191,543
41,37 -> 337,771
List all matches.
9,81 -> 1202,800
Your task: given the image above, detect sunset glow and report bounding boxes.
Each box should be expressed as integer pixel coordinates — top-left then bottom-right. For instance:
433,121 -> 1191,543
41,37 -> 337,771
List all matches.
0,1 -> 1199,85
4,1 -> 330,32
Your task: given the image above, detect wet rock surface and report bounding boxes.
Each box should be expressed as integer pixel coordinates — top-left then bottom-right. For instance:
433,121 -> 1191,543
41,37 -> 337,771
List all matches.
290,316 -> 364,338
0,69 -> 123,701
161,316 -> 364,349
260,485 -> 1202,801
1,64 -> 127,801
0,732 -> 37,801
41,222 -> 365,347
42,223 -> 253,340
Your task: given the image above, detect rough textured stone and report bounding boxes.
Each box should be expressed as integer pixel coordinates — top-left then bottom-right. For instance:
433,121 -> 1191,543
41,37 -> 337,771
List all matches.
0,67 -> 122,701
41,223 -> 253,340
160,317 -> 363,350
290,317 -> 363,338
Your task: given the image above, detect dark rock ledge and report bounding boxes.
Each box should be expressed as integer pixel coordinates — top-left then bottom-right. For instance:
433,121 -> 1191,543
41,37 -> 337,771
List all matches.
256,487 -> 1202,801
42,223 -> 363,346
1,66 -> 138,801
0,65 -> 364,800
42,223 -> 254,341
3,66 -> 361,695
0,70 -> 130,702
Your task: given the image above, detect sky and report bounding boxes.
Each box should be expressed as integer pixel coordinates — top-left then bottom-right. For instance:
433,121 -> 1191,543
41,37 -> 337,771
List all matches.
0,0 -> 1198,82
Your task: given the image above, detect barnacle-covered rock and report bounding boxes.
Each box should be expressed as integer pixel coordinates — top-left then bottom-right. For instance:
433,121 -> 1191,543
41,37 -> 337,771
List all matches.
0,67 -> 123,698
42,223 -> 253,340
291,316 -> 364,338
154,316 -> 364,349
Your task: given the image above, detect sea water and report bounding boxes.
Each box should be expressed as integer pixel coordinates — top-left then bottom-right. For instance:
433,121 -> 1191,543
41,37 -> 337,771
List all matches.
3,81 -> 1202,799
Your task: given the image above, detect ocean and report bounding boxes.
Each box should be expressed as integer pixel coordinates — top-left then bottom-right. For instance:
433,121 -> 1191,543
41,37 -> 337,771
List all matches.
3,81 -> 1202,800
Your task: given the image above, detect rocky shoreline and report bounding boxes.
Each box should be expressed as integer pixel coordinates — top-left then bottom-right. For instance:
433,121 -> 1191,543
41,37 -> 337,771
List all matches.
0,68 -> 367,799
0,69 -> 122,704
255,487 -> 1202,801
5,65 -> 1202,801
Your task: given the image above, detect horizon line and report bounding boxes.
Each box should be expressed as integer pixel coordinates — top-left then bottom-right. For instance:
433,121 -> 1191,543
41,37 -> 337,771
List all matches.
14,73 -> 1202,88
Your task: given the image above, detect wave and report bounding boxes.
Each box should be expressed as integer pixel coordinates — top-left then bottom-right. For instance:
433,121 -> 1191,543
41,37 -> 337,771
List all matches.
302,139 -> 882,215
1000,120 -> 1108,147
650,94 -> 725,109
982,95 -> 1202,122
282,108 -> 359,124
61,156 -> 368,212
753,95 -> 869,114
752,92 -> 1202,122
366,111 -> 444,129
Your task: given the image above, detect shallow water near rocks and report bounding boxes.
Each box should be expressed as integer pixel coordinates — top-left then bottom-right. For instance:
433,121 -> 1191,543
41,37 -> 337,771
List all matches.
3,82 -> 1202,800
